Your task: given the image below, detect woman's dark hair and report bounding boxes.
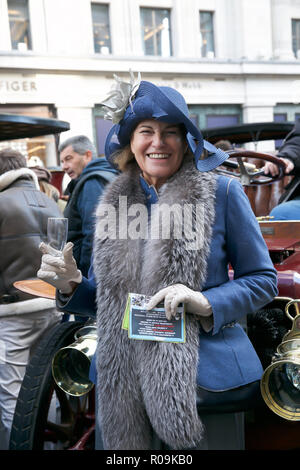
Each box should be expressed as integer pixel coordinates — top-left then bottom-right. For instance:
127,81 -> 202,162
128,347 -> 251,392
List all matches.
0,148 -> 27,175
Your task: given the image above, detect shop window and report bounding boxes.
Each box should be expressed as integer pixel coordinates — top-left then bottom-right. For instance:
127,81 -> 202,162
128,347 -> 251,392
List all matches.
140,7 -> 172,56
0,105 -> 58,167
91,3 -> 111,54
95,116 -> 114,156
7,0 -> 32,51
206,114 -> 239,128
200,11 -> 215,58
274,112 -> 287,123
292,19 -> 300,58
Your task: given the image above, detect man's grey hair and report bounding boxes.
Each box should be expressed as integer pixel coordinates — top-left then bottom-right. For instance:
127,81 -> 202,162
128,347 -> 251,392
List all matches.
58,135 -> 97,159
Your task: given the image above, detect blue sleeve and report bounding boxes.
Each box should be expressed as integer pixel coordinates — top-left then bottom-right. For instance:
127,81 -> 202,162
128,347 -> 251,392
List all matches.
56,264 -> 97,317
77,178 -> 104,276
203,178 -> 278,335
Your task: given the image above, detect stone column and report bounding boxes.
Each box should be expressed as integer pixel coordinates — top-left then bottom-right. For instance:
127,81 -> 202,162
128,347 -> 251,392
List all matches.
271,0 -> 295,60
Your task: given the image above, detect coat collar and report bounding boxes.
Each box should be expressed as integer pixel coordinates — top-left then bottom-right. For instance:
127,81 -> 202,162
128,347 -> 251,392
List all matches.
0,168 -> 39,192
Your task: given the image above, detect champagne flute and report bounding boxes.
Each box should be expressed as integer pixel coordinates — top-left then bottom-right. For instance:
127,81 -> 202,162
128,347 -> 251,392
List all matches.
47,217 -> 68,255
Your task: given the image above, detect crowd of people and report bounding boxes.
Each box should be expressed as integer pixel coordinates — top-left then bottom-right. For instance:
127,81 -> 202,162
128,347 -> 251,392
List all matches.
1,72 -> 299,451
0,148 -> 63,449
0,135 -> 117,449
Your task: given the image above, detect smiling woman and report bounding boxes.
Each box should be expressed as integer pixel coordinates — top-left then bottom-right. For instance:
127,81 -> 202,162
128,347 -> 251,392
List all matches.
130,120 -> 188,189
38,73 -> 278,450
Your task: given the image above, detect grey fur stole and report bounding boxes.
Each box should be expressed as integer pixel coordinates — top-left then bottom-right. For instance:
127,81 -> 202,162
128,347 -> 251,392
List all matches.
93,157 -> 216,450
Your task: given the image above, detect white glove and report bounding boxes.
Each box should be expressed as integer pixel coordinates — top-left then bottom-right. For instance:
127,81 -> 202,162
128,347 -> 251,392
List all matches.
146,284 -> 213,329
37,242 -> 82,294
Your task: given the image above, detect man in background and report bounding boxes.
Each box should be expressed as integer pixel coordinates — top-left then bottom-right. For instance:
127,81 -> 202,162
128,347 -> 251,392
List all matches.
263,119 -> 300,220
59,135 -> 118,277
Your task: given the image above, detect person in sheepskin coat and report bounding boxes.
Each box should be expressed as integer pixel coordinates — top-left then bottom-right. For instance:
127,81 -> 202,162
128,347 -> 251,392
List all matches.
38,74 -> 278,450
0,148 -> 63,449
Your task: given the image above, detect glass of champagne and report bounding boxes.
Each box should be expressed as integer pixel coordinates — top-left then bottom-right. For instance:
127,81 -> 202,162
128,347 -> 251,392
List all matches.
47,217 -> 68,255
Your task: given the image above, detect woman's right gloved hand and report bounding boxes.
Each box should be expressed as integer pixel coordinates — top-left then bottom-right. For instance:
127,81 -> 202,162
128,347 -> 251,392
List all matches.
37,241 -> 82,294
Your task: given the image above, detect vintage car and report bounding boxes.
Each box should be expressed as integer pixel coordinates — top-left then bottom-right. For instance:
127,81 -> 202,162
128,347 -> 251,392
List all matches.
5,119 -> 300,451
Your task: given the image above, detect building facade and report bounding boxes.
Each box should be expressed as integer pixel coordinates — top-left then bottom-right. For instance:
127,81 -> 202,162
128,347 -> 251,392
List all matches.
1,0 -> 300,166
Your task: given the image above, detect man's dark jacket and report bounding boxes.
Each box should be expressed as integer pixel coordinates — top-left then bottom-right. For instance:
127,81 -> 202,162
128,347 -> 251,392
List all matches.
64,158 -> 118,276
277,119 -> 300,203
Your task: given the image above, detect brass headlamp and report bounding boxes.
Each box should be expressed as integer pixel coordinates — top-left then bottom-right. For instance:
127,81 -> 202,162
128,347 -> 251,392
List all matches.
260,299 -> 300,420
52,322 -> 97,397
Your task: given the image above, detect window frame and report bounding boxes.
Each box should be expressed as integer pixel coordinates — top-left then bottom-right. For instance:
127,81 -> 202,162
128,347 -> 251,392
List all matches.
7,0 -> 32,51
91,2 -> 112,55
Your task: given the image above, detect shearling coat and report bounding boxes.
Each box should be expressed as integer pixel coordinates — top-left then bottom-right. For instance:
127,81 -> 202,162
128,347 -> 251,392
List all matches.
89,157 -> 278,450
0,168 -> 62,312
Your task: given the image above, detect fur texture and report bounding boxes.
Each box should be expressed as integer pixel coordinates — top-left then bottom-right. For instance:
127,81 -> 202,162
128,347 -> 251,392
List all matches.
93,157 -> 217,449
0,167 -> 39,191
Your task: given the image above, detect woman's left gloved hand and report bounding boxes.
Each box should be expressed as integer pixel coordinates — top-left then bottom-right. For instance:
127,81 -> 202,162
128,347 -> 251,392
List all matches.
146,283 -> 212,321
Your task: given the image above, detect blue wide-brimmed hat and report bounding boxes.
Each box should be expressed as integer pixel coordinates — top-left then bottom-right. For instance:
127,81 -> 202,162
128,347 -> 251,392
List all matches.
101,74 -> 228,172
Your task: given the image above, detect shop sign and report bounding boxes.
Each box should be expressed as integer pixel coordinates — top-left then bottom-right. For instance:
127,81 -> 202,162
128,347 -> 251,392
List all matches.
154,80 -> 202,90
0,80 -> 37,93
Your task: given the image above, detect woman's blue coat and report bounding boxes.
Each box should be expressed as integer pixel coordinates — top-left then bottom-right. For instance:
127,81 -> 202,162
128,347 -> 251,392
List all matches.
59,174 -> 278,391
